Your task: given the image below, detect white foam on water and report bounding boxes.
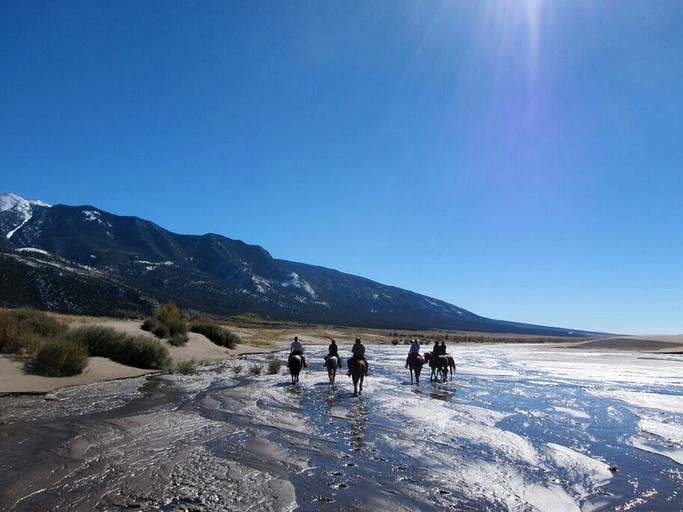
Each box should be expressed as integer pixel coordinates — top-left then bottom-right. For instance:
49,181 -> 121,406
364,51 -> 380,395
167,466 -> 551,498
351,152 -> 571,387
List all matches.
629,437 -> 683,466
507,348 -> 683,387
589,389 -> 683,414
627,416 -> 683,466
553,407 -> 591,420
449,460 -> 580,512
639,417 -> 683,445
545,443 -> 614,498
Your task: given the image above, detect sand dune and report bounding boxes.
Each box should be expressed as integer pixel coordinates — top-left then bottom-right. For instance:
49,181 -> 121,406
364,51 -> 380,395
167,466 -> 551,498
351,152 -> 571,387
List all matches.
0,318 -> 278,394
565,334 -> 683,352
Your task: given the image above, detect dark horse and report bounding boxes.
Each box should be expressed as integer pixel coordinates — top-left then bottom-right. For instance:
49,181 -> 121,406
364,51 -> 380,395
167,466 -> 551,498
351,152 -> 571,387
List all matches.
446,355 -> 456,378
407,354 -> 425,384
349,358 -> 366,396
325,355 -> 339,384
425,351 -> 451,381
288,354 -> 302,384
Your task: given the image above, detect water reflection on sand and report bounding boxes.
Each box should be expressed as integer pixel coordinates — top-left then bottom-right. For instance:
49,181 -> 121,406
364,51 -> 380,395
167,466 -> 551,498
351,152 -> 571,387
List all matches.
1,344 -> 682,511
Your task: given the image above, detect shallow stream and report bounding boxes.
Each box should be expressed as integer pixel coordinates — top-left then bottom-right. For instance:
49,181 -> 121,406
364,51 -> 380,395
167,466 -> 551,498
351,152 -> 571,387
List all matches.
1,344 -> 682,511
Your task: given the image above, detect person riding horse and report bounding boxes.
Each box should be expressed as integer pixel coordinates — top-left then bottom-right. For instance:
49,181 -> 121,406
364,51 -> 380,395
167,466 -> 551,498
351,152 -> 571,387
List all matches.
347,338 -> 369,376
405,338 -> 421,368
288,336 -> 307,368
325,339 -> 342,368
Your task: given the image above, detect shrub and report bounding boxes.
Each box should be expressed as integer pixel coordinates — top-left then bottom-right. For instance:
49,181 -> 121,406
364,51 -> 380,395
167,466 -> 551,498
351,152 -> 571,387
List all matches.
12,308 -> 66,337
391,339 -> 400,345
249,364 -> 262,376
152,302 -> 188,337
173,358 -> 198,375
266,355 -> 281,375
31,339 -> 89,377
232,365 -> 242,375
63,326 -> 171,369
141,318 -> 170,339
168,333 -> 188,347
0,308 -> 67,355
190,323 -> 241,349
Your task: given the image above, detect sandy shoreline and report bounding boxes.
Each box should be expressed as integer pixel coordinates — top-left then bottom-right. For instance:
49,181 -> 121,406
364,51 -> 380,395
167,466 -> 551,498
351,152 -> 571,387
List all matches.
2,318 -> 682,394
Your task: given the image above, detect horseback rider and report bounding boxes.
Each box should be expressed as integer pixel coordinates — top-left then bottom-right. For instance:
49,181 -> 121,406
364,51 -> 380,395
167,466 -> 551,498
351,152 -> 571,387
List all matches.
289,336 -> 307,368
347,337 -> 369,376
405,338 -> 421,368
325,339 -> 341,368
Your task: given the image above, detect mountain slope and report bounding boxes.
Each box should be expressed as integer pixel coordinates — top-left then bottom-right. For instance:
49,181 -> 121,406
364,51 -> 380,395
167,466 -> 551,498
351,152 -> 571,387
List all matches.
0,193 -> 599,336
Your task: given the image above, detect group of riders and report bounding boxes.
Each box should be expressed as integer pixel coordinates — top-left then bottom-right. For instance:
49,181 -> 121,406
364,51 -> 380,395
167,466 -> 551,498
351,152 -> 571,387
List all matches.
289,336 -> 369,376
288,335 -> 450,376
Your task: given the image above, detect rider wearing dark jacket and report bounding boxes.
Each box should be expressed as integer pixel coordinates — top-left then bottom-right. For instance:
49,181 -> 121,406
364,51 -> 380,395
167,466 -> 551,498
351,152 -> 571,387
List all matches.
347,338 -> 369,376
325,339 -> 341,367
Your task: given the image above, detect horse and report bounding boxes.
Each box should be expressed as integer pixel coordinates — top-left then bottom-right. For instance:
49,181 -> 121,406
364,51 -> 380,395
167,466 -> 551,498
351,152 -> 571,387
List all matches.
288,354 -> 302,384
325,355 -> 339,383
446,355 -> 456,378
424,351 -> 449,381
349,358 -> 366,396
407,353 -> 425,384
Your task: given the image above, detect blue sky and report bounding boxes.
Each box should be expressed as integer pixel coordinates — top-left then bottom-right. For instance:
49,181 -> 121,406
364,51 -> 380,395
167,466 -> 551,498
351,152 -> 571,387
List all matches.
2,1 -> 682,335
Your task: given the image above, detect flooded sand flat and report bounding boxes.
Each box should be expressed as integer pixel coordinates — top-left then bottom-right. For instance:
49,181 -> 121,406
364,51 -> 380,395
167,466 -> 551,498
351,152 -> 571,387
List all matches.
1,344 -> 682,511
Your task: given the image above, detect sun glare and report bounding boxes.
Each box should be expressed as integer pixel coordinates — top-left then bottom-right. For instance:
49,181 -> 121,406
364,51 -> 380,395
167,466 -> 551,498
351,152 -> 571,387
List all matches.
484,0 -> 547,102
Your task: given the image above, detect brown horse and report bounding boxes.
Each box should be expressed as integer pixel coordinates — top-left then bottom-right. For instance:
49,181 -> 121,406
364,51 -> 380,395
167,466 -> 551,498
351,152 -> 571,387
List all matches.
349,359 -> 366,396
408,354 -> 425,384
288,354 -> 302,384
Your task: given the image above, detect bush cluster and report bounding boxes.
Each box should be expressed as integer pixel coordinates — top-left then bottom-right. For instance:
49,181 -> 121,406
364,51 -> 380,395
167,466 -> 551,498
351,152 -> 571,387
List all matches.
0,308 -> 174,377
153,302 -> 188,336
266,355 -> 281,375
190,322 -> 241,349
63,326 -> 171,369
173,358 -> 198,375
141,302 -> 189,341
0,308 -> 67,355
141,318 -> 170,339
168,333 -> 189,347
32,339 -> 89,377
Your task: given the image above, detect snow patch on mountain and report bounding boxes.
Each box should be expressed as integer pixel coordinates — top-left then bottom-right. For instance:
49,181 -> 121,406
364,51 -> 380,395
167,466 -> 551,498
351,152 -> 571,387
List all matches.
252,275 -> 272,293
281,272 -> 317,299
82,209 -> 111,227
16,247 -> 52,256
134,260 -> 175,272
1,193 -> 51,239
0,193 -> 51,212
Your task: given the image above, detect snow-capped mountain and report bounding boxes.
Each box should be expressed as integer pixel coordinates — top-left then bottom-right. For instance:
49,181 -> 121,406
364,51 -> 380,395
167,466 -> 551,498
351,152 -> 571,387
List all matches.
0,193 -> 50,240
0,193 -> 597,335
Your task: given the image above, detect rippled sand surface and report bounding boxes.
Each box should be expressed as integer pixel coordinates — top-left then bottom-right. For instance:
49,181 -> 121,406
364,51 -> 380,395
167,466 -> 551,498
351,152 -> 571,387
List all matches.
1,344 -> 682,511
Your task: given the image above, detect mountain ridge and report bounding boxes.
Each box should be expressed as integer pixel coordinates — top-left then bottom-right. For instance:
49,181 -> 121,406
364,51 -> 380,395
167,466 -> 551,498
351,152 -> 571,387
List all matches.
0,193 -> 602,336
